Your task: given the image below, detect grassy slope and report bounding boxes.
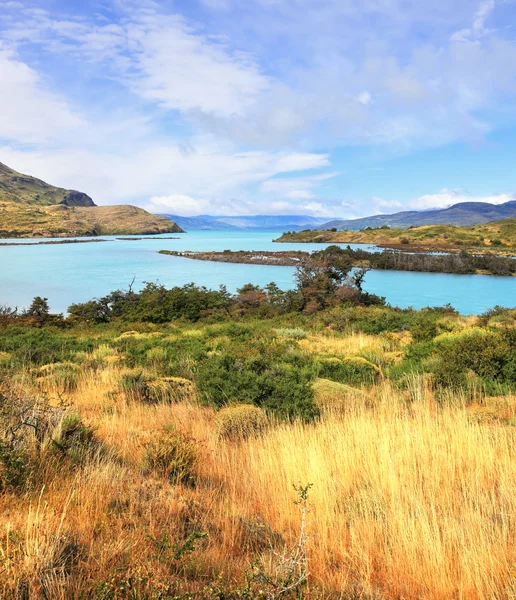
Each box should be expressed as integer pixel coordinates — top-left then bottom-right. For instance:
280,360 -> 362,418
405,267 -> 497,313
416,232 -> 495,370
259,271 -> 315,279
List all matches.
2,312 -> 516,598
0,202 -> 183,237
0,162 -> 94,206
0,161 -> 184,236
276,219 -> 516,251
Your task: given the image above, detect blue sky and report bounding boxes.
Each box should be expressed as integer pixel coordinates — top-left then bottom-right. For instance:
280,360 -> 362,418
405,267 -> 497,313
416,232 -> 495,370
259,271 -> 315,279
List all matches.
1,0 -> 516,217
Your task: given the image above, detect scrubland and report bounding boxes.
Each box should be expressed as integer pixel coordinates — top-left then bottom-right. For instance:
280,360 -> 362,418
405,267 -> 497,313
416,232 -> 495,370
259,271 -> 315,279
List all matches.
2,299 -> 516,599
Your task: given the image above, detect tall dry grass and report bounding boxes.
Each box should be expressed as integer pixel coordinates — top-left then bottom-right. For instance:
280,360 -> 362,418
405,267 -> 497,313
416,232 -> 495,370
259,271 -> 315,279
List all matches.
2,366 -> 516,598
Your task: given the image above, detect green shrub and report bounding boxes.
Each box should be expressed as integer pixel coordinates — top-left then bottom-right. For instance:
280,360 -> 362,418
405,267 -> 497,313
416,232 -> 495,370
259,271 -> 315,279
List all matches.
144,428 -> 198,486
312,378 -> 369,413
317,356 -> 380,386
274,328 -> 307,340
430,328 -> 516,394
216,405 -> 268,440
36,362 -> 82,392
148,377 -> 197,403
195,347 -> 318,422
117,368 -> 156,402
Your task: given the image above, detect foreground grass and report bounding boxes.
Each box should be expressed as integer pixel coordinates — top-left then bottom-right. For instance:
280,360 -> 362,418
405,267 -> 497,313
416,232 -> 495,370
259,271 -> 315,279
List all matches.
2,334 -> 516,598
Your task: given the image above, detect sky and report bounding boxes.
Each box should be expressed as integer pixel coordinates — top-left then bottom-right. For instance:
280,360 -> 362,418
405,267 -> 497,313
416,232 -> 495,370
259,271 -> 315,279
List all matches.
1,0 -> 516,218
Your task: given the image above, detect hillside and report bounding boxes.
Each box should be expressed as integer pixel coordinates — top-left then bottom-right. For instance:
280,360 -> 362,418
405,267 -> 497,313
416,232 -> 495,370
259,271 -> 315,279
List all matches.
320,200 -> 516,230
0,162 -> 183,237
276,219 -> 516,252
161,213 -> 329,230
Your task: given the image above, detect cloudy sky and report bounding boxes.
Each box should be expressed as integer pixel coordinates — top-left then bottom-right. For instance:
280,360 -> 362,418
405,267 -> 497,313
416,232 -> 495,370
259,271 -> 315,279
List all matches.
1,0 -> 516,217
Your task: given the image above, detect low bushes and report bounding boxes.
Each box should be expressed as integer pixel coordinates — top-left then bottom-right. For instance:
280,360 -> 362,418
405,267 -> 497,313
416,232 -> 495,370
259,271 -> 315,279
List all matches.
216,405 -> 268,440
317,356 -> 381,386
117,369 -> 196,403
274,328 -> 307,340
36,362 -> 82,392
143,427 -> 198,486
195,350 -> 318,422
312,378 -> 369,414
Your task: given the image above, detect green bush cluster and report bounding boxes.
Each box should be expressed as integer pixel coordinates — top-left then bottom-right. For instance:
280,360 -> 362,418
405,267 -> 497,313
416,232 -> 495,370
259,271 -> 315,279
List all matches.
317,356 -> 380,386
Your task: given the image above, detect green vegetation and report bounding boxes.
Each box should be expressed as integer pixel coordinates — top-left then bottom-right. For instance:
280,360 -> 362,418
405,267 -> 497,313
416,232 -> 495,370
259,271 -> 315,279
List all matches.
276,218 -> 516,252
162,244 -> 516,276
2,276 -> 516,597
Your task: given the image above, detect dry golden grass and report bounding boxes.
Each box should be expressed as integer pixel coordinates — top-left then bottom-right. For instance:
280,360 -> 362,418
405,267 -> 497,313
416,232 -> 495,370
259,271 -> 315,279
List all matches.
3,366 -> 516,598
299,332 -> 387,356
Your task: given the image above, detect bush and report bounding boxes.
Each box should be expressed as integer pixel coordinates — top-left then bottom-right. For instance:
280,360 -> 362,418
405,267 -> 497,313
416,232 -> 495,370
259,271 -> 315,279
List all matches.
430,328 -> 516,394
52,414 -> 100,464
36,362 -> 82,392
195,348 -> 318,422
312,378 -> 369,414
117,368 -> 156,402
0,439 -> 28,491
216,405 -> 268,440
317,356 -> 381,386
274,328 -> 307,340
148,377 -> 197,403
144,428 -> 198,486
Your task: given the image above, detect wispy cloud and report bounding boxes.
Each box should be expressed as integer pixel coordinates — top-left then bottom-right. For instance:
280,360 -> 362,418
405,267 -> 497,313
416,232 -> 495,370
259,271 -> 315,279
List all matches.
0,0 -> 515,216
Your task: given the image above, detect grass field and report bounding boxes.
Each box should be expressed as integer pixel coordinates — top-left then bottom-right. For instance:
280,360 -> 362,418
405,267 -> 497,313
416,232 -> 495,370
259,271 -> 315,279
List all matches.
276,219 -> 516,252
2,304 -> 516,598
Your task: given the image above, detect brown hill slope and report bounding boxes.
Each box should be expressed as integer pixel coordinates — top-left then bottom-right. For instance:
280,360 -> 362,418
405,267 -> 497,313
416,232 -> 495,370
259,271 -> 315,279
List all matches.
0,162 -> 183,237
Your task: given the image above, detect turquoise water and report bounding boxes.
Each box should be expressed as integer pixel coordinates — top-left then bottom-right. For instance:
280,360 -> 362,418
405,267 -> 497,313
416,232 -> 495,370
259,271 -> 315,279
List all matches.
0,230 -> 514,314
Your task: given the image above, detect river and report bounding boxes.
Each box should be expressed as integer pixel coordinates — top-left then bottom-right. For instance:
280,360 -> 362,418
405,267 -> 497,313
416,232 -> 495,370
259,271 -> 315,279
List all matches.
0,230 -> 514,314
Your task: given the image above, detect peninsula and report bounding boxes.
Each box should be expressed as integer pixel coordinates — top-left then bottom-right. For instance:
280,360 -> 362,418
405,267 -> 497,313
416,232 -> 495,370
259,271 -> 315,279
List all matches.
0,162 -> 184,237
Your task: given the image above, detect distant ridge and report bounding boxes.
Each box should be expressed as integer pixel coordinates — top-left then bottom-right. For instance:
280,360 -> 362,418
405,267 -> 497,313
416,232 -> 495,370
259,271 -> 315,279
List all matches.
320,200 -> 516,231
161,214 -> 329,231
0,162 -> 183,238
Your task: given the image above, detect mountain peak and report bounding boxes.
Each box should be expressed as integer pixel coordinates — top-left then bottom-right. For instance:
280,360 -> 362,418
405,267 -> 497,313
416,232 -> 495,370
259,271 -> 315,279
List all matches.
0,161 -> 95,207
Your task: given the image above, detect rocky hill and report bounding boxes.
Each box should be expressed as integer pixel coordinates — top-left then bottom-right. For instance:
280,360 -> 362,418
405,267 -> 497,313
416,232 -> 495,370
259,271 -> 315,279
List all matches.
0,162 -> 183,237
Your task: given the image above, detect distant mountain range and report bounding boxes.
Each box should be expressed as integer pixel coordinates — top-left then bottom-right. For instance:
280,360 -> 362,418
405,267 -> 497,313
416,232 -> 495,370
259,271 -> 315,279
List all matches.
0,162 -> 183,238
160,214 -> 329,231
162,201 -> 516,232
320,201 -> 516,231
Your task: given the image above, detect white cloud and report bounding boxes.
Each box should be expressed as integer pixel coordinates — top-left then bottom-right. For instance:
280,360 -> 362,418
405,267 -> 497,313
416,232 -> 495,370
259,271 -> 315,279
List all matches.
0,142 -> 332,213
125,16 -> 270,117
451,0 -> 495,42
148,194 -> 205,214
0,44 -> 83,144
357,91 -> 372,105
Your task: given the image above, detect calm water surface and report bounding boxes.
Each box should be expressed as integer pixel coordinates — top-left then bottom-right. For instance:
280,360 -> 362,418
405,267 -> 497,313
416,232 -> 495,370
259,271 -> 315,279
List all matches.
0,230 -> 514,314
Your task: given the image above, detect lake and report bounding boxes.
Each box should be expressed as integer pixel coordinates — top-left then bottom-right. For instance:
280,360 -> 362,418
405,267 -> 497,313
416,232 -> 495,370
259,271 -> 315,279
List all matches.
0,230 -> 514,314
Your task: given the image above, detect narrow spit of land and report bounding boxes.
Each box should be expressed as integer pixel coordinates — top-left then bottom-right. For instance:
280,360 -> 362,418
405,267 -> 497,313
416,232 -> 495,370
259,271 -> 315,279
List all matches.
0,239 -> 110,246
159,248 -> 516,276
0,236 -> 182,246
116,237 -> 181,241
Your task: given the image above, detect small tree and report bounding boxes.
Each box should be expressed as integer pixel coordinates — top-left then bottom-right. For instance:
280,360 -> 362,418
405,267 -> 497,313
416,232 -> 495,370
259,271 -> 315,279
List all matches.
27,296 -> 50,319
